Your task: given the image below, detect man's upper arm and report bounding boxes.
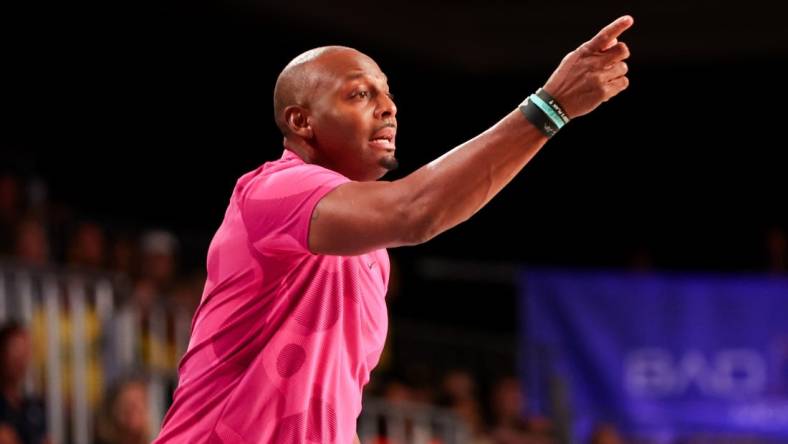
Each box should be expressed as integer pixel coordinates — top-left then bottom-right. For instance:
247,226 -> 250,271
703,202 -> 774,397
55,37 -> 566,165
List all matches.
243,165 -> 350,254
308,180 -> 419,256
242,164 -> 420,256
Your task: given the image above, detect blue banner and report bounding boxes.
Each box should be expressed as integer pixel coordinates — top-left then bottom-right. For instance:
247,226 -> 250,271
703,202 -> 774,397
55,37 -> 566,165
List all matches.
520,270 -> 788,442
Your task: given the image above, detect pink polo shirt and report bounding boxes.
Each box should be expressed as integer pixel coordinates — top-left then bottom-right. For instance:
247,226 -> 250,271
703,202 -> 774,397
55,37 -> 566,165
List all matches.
153,149 -> 390,443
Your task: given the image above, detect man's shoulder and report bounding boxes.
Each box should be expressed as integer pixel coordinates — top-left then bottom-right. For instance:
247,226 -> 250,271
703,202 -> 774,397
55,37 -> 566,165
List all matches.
249,155 -> 347,192
249,152 -> 343,183
234,152 -> 349,210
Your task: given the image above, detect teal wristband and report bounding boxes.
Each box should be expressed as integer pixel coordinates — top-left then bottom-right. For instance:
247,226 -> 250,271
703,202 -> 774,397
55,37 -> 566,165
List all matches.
536,88 -> 570,124
529,94 -> 565,130
519,97 -> 559,137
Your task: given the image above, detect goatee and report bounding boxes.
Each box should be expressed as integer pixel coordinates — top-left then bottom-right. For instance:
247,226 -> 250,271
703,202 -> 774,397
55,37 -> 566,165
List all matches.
380,154 -> 399,171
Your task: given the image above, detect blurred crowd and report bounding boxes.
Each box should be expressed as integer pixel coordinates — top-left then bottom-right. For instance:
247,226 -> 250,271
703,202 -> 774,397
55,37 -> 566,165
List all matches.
2,314 -> 572,444
1,320 -> 151,444
363,368 -> 559,444
0,172 -> 205,314
0,172 -> 203,444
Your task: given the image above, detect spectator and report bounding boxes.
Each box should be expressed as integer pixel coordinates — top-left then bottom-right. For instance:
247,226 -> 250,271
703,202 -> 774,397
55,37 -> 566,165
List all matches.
488,376 -> 553,444
442,369 -> 476,403
108,232 -> 139,278
439,369 -> 494,444
131,230 -> 182,373
133,230 -> 179,314
95,377 -> 150,444
0,321 -> 49,444
14,217 -> 49,267
66,221 -> 107,270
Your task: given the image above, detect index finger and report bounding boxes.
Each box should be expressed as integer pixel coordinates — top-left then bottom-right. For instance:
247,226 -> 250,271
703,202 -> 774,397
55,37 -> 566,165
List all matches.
585,15 -> 634,52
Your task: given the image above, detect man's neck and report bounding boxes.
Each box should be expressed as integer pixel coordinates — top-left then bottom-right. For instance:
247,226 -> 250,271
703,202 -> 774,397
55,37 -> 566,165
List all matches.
283,138 -> 316,164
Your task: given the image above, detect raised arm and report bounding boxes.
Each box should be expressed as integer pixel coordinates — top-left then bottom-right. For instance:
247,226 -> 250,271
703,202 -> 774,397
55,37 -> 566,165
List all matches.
309,16 -> 633,256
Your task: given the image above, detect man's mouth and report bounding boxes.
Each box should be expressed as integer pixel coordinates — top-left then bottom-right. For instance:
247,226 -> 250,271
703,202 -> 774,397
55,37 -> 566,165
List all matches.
370,127 -> 396,150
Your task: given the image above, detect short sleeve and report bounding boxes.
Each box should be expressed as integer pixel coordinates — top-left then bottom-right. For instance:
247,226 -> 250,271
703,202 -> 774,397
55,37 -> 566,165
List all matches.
241,164 -> 350,254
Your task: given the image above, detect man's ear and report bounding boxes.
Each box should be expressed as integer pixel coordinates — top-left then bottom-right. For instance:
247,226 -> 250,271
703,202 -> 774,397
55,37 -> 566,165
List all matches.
284,106 -> 314,139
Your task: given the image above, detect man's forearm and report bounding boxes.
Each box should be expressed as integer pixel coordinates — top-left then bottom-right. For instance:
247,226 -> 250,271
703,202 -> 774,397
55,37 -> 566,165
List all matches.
390,16 -> 632,245
306,16 -> 630,255
396,109 -> 547,243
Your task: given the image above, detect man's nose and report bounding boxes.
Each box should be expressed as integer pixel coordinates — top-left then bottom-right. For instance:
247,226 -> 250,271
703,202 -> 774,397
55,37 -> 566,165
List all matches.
375,94 -> 397,120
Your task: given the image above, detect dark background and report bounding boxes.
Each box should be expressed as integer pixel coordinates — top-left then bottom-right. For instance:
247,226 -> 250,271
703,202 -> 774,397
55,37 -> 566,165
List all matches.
3,0 -> 787,333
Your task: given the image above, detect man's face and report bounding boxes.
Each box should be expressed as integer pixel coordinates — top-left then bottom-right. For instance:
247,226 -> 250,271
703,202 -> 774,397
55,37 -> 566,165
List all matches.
308,50 -> 398,181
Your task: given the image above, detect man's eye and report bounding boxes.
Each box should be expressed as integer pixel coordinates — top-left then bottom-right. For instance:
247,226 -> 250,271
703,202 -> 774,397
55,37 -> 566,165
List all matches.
354,90 -> 369,99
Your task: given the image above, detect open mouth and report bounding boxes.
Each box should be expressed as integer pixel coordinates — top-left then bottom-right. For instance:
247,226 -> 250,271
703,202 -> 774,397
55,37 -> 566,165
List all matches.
370,127 -> 396,149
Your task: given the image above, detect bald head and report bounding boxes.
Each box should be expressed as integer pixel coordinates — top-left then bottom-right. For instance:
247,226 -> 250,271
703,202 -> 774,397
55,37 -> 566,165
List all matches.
273,46 -> 367,136
271,46 -> 398,180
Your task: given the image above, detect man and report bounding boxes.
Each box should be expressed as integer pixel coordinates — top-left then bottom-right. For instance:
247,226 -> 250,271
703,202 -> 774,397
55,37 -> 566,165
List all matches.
154,15 -> 633,444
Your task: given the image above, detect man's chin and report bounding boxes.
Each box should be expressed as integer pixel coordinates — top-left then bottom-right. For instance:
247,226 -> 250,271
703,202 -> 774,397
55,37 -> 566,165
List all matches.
379,154 -> 399,171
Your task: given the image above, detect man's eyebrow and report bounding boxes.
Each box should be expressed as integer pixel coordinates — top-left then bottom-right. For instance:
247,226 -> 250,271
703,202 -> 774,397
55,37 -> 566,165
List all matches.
343,72 -> 388,83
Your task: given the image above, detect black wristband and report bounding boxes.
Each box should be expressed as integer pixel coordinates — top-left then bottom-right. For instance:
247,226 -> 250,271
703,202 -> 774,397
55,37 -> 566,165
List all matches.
519,98 -> 559,138
536,88 -> 570,124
